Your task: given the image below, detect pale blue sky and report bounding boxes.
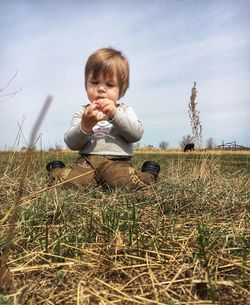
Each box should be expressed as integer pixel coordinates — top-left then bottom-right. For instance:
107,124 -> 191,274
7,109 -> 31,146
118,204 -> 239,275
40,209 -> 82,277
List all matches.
0,0 -> 249,149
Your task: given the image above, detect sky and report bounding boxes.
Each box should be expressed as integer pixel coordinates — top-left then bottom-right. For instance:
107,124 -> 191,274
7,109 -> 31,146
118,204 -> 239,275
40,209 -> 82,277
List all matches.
0,0 -> 250,150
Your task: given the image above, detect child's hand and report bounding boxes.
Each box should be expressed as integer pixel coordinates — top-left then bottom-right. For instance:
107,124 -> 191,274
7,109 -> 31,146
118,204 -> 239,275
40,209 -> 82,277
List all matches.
95,98 -> 117,120
81,102 -> 105,133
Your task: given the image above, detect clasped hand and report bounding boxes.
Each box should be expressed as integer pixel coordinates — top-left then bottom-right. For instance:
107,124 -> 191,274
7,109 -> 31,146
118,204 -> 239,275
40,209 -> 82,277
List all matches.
81,99 -> 117,133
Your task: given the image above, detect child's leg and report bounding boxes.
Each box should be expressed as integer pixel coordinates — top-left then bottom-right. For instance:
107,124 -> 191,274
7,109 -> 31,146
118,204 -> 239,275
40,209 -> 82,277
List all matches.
98,158 -> 156,190
49,157 -> 97,187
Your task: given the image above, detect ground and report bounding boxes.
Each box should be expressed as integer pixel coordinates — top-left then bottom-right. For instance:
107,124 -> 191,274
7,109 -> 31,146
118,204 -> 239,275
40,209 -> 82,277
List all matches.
0,150 -> 249,304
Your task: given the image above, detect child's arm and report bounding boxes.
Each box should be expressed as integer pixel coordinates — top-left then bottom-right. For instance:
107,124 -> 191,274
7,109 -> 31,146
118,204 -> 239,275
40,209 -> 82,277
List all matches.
110,105 -> 144,143
64,106 -> 93,150
65,102 -> 108,150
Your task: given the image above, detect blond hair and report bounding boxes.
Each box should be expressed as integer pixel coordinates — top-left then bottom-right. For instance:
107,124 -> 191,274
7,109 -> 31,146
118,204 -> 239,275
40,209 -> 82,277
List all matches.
84,48 -> 129,98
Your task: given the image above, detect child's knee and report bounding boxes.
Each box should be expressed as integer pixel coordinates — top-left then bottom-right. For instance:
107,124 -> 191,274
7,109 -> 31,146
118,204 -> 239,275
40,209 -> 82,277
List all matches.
50,165 -> 95,187
102,166 -> 146,190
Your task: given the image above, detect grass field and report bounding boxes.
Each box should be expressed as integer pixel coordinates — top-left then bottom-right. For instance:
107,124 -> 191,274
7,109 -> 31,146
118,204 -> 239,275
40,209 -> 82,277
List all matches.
0,150 -> 249,304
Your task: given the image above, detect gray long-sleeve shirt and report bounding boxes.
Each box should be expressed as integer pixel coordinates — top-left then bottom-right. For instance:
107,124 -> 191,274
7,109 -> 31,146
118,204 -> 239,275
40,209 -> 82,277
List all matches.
64,103 -> 144,156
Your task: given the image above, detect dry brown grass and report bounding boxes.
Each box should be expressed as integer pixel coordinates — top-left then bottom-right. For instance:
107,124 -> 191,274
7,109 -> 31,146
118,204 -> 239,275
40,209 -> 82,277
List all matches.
135,148 -> 250,156
0,150 -> 249,304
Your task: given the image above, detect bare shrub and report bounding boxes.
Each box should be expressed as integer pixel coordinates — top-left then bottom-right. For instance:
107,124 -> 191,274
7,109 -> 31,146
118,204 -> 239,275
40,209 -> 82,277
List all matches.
159,140 -> 169,150
206,137 -> 216,149
0,70 -> 22,103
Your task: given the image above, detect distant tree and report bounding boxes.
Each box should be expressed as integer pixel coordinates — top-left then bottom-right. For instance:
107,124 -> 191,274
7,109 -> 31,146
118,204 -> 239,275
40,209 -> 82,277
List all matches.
179,135 -> 194,149
206,137 -> 216,149
159,141 -> 169,150
48,144 -> 63,152
55,144 -> 62,151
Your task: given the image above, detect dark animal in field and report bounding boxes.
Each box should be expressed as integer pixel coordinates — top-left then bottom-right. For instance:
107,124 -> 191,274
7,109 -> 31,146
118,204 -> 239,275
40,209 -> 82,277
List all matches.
184,143 -> 194,152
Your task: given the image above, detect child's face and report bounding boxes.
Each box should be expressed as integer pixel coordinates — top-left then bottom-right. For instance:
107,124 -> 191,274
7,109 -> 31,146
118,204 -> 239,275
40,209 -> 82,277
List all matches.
86,72 -> 120,103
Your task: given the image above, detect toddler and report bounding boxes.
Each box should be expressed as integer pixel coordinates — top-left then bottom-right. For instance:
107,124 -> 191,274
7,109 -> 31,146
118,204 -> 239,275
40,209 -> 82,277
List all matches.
47,48 -> 160,190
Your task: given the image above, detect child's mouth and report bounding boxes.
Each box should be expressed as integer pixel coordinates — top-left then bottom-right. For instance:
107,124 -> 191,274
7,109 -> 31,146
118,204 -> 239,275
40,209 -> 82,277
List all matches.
96,96 -> 105,100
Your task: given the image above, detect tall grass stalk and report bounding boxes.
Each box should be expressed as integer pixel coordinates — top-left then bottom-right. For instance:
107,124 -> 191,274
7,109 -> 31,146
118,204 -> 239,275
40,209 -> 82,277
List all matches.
0,96 -> 52,291
188,82 -> 203,148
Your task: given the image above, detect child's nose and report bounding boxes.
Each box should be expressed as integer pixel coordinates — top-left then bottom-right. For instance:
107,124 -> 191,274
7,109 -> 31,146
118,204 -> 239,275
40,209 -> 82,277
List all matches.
97,84 -> 106,93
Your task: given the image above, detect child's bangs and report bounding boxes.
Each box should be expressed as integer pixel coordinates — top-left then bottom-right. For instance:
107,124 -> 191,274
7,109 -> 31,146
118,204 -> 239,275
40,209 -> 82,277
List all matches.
91,59 -> 117,80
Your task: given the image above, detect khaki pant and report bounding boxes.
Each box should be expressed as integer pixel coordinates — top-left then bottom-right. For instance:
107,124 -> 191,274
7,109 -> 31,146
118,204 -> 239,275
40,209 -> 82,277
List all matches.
50,155 -> 156,191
